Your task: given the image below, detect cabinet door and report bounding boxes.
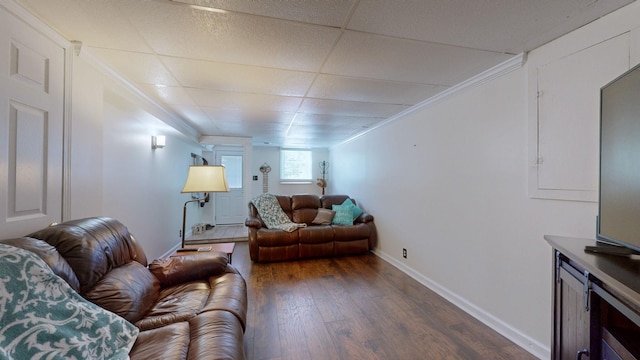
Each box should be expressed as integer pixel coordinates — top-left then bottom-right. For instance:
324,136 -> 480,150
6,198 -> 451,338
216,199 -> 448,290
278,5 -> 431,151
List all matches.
531,33 -> 629,202
555,265 -> 592,359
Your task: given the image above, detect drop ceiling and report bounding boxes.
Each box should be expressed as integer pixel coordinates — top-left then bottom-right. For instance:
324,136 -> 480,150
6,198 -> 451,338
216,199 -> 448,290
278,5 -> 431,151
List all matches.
15,0 -> 634,148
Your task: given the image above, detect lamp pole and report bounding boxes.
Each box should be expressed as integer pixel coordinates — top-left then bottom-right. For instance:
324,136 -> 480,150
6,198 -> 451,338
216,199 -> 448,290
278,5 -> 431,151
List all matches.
181,197 -> 204,249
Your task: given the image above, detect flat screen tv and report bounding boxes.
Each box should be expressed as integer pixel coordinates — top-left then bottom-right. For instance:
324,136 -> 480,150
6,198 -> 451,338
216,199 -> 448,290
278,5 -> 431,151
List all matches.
596,62 -> 640,255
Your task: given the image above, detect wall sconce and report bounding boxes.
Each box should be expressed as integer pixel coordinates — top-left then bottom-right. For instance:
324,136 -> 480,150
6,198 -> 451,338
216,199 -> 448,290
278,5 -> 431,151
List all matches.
152,135 -> 166,149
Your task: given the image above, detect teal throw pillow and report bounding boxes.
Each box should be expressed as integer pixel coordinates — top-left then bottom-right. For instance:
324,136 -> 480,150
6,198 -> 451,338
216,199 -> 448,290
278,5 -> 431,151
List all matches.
332,204 -> 354,225
340,199 -> 363,221
0,244 -> 139,360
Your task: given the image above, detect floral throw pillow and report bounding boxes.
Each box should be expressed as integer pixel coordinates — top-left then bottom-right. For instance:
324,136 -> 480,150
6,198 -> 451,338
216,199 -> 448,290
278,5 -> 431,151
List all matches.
0,244 -> 139,360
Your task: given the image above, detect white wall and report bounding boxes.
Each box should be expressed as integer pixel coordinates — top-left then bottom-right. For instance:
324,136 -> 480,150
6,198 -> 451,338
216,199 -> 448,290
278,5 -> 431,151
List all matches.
329,3 -> 640,358
250,146 -> 330,199
67,55 -> 103,219
68,54 -> 206,260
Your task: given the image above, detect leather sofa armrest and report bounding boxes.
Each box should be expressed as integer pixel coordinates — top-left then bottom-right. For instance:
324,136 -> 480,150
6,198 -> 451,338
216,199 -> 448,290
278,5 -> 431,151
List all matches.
245,216 -> 263,229
148,251 -> 228,287
355,212 -> 374,223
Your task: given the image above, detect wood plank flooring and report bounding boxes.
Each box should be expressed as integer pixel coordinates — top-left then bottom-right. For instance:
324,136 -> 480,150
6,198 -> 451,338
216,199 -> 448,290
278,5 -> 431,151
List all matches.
230,242 -> 538,360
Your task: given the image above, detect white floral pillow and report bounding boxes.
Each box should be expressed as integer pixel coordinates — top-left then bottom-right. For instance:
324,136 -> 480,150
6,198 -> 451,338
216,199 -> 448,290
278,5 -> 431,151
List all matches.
0,243 -> 139,360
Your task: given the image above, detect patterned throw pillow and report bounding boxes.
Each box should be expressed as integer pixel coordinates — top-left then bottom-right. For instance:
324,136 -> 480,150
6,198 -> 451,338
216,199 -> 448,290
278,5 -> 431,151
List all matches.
0,244 -> 139,360
332,204 -> 354,225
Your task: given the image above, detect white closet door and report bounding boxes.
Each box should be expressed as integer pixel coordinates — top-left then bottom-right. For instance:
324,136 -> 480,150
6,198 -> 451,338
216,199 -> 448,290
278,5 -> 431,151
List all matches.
0,6 -> 65,238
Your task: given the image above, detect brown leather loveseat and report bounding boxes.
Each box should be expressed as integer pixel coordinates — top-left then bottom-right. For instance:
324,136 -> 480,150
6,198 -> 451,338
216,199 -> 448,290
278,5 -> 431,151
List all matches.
0,217 -> 247,359
245,194 -> 376,262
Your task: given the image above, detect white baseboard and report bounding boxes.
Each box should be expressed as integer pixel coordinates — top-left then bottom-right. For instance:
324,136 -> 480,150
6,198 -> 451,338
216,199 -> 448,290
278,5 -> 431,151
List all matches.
373,249 -> 549,360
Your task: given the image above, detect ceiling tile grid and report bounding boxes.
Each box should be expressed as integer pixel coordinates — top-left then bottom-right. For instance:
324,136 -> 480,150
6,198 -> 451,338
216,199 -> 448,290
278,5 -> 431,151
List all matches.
15,0 -> 635,148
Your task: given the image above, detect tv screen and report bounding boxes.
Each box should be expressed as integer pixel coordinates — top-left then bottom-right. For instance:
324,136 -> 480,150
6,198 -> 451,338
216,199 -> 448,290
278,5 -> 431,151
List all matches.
597,63 -> 640,253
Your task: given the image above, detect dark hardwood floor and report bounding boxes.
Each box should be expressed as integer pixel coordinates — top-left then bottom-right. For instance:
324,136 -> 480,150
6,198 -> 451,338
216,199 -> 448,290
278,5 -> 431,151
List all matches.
230,242 -> 537,360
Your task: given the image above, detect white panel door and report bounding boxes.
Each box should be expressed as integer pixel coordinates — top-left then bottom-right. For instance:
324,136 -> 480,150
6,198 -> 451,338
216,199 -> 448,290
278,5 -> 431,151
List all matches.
215,149 -> 245,224
0,6 -> 65,238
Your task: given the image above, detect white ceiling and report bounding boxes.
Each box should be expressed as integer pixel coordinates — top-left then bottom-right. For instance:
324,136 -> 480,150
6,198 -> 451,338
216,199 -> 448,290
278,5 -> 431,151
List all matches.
16,0 -> 634,148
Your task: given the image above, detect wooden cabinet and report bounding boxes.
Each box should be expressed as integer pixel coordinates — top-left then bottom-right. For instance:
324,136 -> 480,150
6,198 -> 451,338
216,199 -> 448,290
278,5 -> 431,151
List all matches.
555,260 -> 593,359
546,236 -> 640,360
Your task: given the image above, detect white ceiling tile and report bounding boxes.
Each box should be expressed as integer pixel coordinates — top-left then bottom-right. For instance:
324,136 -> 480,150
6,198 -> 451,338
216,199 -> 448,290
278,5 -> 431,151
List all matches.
137,85 -> 198,106
169,105 -> 218,133
90,48 -> 180,86
308,74 -> 448,105
174,0 -> 357,27
323,31 -> 513,86
122,1 -> 341,71
299,98 -> 410,118
161,57 -> 315,96
187,88 -> 302,112
15,0 -> 635,148
348,0 -> 634,54
18,0 -> 153,52
200,108 -> 294,125
293,113 -> 383,129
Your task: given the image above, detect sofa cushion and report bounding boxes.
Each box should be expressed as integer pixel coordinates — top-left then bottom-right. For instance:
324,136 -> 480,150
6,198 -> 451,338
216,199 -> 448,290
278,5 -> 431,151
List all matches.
255,228 -> 300,246
0,244 -> 138,360
201,272 -> 249,330
0,237 -> 81,292
131,312 -> 246,360
84,261 -> 160,324
149,252 -> 228,287
312,208 -> 335,225
130,321 -> 190,359
139,281 -> 210,330
28,217 -> 141,293
299,225 -> 334,244
187,311 -> 246,360
320,195 -> 351,209
333,223 -> 371,241
292,195 -> 322,224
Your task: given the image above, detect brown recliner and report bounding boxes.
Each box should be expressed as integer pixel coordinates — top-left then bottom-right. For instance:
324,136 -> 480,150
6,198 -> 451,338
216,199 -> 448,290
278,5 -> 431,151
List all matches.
1,217 -> 247,360
245,194 -> 376,262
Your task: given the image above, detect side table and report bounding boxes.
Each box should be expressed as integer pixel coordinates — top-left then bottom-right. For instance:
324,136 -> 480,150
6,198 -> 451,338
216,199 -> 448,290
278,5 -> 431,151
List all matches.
172,242 -> 236,264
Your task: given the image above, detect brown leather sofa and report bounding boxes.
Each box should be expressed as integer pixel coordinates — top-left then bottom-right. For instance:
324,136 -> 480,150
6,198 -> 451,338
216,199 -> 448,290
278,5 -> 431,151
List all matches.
0,217 -> 247,360
245,194 -> 376,262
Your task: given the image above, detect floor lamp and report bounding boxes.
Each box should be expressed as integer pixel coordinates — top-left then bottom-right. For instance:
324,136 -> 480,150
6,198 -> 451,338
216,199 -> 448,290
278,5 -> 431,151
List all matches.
178,165 -> 229,251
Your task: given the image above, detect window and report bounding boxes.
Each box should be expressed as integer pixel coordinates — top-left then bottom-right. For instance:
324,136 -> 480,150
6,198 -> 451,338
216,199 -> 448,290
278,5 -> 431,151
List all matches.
280,149 -> 312,183
220,155 -> 242,189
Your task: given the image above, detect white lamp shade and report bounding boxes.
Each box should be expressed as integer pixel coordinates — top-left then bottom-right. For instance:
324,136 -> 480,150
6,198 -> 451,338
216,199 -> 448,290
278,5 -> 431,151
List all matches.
181,165 -> 229,193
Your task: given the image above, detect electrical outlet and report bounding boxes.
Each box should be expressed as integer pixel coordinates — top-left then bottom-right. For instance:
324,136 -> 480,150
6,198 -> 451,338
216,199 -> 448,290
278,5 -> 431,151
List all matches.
403,248 -> 407,259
